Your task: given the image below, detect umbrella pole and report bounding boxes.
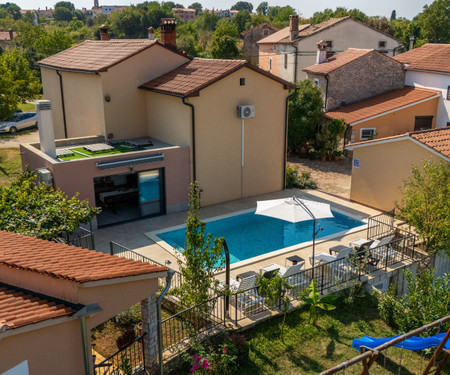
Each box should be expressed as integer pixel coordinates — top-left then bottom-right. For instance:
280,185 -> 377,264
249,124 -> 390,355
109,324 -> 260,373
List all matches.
223,240 -> 231,319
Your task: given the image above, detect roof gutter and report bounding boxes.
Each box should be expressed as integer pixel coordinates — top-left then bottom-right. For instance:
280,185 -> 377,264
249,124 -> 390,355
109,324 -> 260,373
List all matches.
284,87 -> 298,188
37,64 -> 100,75
56,70 -> 68,138
182,97 -> 197,181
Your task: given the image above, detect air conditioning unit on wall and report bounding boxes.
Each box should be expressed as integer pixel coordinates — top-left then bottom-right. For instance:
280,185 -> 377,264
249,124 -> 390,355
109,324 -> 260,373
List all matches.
237,105 -> 255,119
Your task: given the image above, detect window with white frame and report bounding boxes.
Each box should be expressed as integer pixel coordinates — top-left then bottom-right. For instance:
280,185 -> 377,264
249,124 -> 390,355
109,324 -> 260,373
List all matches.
314,78 -> 319,86
360,128 -> 376,140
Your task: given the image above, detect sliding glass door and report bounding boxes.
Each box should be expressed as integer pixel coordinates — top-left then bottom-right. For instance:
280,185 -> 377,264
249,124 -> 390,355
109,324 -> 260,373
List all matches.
138,169 -> 164,217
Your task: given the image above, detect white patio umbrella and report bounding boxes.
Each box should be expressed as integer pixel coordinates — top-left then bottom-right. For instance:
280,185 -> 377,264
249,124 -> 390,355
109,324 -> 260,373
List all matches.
255,196 -> 334,279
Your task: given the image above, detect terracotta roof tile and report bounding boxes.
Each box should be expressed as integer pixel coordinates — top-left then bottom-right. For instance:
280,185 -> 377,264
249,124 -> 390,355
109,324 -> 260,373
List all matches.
0,283 -> 76,330
257,23 -> 311,44
303,48 -> 375,74
241,23 -> 279,36
0,31 -> 16,40
140,57 -> 295,97
394,44 -> 450,74
325,86 -> 441,124
0,230 -> 166,283
37,39 -> 160,73
410,127 -> 450,158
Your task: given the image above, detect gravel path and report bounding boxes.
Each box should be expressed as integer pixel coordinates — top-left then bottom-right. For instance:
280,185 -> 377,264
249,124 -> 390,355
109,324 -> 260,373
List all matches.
287,156 -> 352,199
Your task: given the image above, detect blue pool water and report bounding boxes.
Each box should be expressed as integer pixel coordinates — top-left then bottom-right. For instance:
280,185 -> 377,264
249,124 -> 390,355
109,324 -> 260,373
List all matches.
158,210 -> 364,264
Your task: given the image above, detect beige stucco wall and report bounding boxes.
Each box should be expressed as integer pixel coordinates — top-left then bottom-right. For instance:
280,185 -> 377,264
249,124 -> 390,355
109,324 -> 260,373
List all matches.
0,319 -> 85,375
350,140 -> 445,211
100,45 -> 189,140
40,44 -> 189,140
350,98 -> 438,142
258,44 -> 280,76
190,67 -> 287,206
20,144 -> 191,217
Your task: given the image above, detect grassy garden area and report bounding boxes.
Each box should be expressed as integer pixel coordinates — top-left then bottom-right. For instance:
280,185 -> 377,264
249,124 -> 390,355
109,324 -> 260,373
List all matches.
0,148 -> 22,187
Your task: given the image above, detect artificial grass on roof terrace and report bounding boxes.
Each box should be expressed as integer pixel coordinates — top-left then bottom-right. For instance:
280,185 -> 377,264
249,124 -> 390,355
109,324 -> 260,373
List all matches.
57,144 -> 137,161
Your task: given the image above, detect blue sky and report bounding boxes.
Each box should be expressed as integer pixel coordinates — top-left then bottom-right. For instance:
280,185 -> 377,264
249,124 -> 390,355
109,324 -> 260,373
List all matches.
14,0 -> 431,20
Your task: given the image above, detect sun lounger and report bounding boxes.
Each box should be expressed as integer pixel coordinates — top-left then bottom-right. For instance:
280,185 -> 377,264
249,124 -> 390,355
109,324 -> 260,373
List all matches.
230,275 -> 265,315
310,246 -> 354,265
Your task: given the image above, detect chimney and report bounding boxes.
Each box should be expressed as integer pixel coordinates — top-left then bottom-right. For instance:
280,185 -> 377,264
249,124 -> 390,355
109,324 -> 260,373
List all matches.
36,100 -> 56,159
99,24 -> 109,41
8,28 -> 13,40
148,26 -> 155,40
316,40 -> 328,64
289,15 -> 299,41
159,18 -> 177,48
409,36 -> 415,50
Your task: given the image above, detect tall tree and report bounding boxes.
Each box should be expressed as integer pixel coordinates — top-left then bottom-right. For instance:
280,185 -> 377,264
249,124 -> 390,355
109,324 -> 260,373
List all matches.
0,3 -> 21,20
396,160 -> 450,255
53,7 -> 73,22
231,1 -> 253,13
417,0 -> 450,43
209,18 -> 239,58
0,48 -> 41,119
189,2 -> 202,14
54,1 -> 75,11
232,9 -> 251,34
390,10 -> 396,21
256,1 -> 268,15
288,80 -> 324,153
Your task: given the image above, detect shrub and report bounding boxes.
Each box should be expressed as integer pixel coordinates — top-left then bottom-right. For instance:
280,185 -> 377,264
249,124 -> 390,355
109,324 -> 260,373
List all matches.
115,305 -> 141,331
116,329 -> 136,350
286,166 -> 317,189
377,269 -> 450,334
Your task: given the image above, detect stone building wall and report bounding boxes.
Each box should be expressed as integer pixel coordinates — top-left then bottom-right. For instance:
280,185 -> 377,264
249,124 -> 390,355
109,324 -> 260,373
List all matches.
325,52 -> 405,111
242,23 -> 278,65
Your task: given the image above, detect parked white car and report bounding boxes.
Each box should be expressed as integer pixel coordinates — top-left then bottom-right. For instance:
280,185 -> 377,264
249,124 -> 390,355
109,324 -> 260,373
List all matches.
0,112 -> 38,134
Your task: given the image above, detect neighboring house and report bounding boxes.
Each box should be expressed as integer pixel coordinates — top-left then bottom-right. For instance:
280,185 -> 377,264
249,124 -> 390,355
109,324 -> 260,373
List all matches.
346,127 -> 450,211
241,23 -> 279,65
172,8 -> 196,22
214,9 -> 239,18
22,21 -> 295,228
303,47 -> 405,111
326,86 -> 440,143
0,230 -> 167,375
394,43 -> 450,128
0,28 -> 16,51
257,15 -> 401,82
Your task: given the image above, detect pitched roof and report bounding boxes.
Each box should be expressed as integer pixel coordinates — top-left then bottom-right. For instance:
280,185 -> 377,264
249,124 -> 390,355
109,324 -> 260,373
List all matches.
325,86 -> 441,125
241,22 -> 279,36
346,127 -> 450,160
303,48 -> 374,75
393,44 -> 450,74
0,31 -> 16,41
140,57 -> 295,97
257,17 -> 350,44
0,230 -> 166,283
0,283 -> 77,331
37,39 -> 188,73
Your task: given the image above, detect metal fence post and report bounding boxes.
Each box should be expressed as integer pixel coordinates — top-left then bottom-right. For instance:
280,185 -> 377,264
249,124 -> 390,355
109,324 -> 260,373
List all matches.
109,241 -> 114,256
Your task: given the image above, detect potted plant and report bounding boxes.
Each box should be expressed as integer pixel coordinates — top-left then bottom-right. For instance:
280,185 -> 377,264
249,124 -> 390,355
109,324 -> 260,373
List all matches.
318,149 -> 327,161
333,150 -> 342,161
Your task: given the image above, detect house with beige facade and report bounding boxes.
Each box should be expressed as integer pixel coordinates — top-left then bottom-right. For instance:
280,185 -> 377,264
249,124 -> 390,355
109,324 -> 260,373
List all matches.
21,20 -> 295,228
257,16 -> 401,82
0,230 -> 167,375
325,86 -> 440,144
394,43 -> 450,128
345,127 -> 450,211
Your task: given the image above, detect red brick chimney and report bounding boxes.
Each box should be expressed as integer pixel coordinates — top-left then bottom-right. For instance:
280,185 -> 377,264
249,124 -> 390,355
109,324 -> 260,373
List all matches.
99,24 -> 109,41
8,28 -> 13,40
159,18 -> 177,48
289,15 -> 299,41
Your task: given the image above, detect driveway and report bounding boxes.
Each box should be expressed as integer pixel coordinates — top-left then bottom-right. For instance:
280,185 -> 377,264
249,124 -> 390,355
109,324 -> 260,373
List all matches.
0,129 -> 40,148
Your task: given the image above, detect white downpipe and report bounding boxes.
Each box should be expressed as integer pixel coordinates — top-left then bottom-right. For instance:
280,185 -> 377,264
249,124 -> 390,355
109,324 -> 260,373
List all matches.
241,118 -> 245,197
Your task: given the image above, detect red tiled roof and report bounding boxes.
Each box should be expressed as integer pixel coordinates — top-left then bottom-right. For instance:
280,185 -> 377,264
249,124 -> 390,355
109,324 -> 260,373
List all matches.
394,44 -> 450,74
256,23 -> 310,44
37,39 -> 188,73
346,127 -> 450,159
140,57 -> 295,97
325,86 -> 441,124
0,31 -> 16,40
0,283 -> 75,330
303,48 -> 374,75
410,127 -> 450,158
241,23 -> 279,36
0,230 -> 166,283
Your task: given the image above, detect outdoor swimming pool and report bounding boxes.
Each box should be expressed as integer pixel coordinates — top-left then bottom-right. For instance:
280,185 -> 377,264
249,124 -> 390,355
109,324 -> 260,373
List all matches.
156,210 -> 365,264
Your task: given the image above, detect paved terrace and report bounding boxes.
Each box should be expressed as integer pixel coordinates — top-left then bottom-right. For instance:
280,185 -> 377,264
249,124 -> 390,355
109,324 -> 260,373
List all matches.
94,189 -> 382,282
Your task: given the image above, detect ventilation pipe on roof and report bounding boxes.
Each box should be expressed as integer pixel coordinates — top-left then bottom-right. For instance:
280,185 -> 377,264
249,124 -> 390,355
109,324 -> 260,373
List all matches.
159,18 -> 177,48
409,36 -> 415,50
289,15 -> 299,41
8,28 -> 13,40
316,40 -> 328,64
148,26 -> 155,40
99,24 -> 109,41
36,100 -> 57,159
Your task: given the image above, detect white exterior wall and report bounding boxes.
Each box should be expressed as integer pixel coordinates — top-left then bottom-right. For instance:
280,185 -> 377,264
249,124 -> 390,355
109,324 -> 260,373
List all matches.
405,70 -> 450,127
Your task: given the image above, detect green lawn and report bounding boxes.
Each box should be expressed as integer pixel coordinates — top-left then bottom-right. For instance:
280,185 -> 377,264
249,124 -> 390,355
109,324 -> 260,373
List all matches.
0,148 -> 22,187
238,292 -> 442,375
18,102 -> 36,112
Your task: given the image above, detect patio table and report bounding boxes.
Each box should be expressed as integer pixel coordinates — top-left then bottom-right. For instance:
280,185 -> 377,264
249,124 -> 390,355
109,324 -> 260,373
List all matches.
236,270 -> 257,282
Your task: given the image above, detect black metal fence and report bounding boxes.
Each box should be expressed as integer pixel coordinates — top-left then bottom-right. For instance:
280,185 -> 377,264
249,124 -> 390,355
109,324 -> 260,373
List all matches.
59,226 -> 95,250
94,333 -> 146,375
161,294 -> 227,350
366,209 -> 395,240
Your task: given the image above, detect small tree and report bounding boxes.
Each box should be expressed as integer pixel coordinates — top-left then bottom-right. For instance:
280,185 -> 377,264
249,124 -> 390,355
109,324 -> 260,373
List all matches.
176,182 -> 225,307
0,170 -> 99,240
302,280 -> 337,326
316,118 -> 347,156
396,160 -> 450,255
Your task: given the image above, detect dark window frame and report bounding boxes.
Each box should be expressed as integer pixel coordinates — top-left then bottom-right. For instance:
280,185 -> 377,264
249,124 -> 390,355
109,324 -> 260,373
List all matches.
414,116 -> 433,131
379,41 -> 386,48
